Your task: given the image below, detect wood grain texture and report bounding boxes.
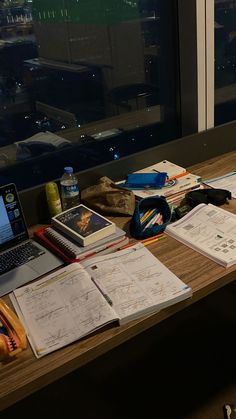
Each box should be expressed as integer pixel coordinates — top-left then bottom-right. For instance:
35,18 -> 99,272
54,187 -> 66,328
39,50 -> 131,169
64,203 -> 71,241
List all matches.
1,150 -> 236,411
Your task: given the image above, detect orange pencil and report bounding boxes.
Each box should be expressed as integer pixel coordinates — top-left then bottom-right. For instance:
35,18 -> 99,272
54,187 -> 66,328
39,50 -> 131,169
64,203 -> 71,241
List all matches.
140,232 -> 164,243
167,171 -> 190,182
142,236 -> 166,246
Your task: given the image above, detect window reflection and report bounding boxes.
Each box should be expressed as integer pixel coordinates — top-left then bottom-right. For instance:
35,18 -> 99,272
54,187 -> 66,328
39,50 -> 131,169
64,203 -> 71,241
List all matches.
0,0 -> 180,190
215,0 -> 236,125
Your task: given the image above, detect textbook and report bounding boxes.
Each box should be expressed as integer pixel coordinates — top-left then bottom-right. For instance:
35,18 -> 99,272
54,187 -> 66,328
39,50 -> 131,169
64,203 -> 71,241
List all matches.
166,203 -> 236,267
117,160 -> 187,190
126,172 -> 202,201
10,243 -> 192,358
51,204 -> 116,246
134,159 -> 187,179
34,226 -> 129,262
117,160 -> 201,201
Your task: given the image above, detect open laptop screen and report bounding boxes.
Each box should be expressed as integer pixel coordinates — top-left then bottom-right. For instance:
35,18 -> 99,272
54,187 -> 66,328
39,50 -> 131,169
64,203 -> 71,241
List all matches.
0,183 -> 28,251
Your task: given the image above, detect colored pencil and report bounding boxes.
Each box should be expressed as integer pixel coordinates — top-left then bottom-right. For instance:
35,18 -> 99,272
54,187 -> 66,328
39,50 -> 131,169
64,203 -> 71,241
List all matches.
140,232 -> 164,243
142,236 -> 166,246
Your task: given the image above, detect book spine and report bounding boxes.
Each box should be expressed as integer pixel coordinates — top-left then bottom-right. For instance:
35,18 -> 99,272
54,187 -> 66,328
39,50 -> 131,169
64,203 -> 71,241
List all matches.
44,228 -> 79,259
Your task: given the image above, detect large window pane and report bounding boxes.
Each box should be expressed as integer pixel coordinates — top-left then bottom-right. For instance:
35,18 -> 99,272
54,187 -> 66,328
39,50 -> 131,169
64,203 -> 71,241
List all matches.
215,0 -> 236,125
0,0 -> 180,190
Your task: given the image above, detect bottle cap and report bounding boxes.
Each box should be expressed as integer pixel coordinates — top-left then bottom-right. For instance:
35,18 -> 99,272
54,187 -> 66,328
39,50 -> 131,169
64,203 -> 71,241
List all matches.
64,166 -> 73,173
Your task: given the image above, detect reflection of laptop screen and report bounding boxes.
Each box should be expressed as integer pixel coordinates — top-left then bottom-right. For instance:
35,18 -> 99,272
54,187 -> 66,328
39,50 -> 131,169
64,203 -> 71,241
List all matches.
0,183 -> 63,297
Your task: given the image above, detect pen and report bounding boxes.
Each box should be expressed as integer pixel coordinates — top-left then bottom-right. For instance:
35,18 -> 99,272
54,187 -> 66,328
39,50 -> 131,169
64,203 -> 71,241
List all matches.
91,277 -> 113,306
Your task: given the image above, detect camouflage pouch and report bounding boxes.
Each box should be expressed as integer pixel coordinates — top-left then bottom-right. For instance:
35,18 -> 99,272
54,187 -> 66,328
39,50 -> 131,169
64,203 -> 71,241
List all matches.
81,176 -> 135,216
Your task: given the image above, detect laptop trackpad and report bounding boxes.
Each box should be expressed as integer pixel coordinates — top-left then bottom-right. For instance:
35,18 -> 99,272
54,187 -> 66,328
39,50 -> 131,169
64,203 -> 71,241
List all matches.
0,264 -> 39,297
27,252 -> 62,274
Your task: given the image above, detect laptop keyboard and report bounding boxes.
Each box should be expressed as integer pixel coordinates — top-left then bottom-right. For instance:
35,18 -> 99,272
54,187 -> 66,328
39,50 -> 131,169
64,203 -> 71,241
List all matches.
0,242 -> 45,275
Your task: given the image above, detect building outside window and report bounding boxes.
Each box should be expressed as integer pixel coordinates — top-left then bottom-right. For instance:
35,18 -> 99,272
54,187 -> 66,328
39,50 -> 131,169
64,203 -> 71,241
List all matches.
215,0 -> 236,126
0,0 -> 183,190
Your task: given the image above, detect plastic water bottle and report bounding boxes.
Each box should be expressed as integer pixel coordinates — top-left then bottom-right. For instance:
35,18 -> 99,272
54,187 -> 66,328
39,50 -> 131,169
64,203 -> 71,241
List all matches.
60,166 -> 80,211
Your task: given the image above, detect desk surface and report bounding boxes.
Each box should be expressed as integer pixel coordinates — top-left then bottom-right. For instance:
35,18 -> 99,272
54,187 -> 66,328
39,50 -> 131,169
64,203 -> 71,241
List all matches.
1,150 -> 236,411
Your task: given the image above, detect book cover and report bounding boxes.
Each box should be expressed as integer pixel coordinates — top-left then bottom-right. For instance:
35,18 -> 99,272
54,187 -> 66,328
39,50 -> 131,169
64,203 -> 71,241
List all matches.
34,226 -> 129,261
131,173 -> 202,200
10,243 -> 192,358
135,160 -> 187,179
166,203 -> 236,267
51,204 -> 116,246
117,160 -> 201,201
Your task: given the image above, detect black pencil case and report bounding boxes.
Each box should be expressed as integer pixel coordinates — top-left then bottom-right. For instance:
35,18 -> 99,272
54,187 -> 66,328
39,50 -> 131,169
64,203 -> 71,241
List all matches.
129,196 -> 171,240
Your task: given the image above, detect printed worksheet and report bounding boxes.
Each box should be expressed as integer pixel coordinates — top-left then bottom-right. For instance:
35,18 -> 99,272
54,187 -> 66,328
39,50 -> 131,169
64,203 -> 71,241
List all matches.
204,171 -> 236,198
166,203 -> 236,267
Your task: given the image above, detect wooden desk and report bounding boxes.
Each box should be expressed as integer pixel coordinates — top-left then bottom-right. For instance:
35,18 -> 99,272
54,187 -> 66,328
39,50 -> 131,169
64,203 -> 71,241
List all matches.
1,150 -> 236,411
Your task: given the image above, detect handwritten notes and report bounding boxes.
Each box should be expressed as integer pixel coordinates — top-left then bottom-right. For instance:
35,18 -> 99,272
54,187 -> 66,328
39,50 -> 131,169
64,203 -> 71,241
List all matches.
11,264 -> 117,358
82,243 -> 192,325
11,244 -> 192,358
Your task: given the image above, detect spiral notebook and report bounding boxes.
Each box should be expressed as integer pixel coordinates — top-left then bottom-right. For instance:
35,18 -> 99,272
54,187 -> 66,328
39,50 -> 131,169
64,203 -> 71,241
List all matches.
34,226 -> 128,262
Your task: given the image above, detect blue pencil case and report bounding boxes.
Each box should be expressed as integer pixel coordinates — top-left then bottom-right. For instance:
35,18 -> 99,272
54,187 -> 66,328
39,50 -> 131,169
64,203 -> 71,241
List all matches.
124,172 -> 167,189
130,196 -> 171,240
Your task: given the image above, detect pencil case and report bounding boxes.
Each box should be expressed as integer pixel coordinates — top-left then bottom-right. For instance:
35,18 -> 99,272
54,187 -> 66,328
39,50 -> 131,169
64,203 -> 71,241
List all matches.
129,196 -> 171,239
124,172 -> 167,189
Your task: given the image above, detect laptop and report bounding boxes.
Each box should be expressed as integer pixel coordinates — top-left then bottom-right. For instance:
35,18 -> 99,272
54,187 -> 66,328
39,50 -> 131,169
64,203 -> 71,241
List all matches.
0,183 -> 63,297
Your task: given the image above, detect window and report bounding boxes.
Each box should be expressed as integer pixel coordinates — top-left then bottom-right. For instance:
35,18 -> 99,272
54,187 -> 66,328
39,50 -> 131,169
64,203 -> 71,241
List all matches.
215,0 -> 236,126
0,0 -> 182,190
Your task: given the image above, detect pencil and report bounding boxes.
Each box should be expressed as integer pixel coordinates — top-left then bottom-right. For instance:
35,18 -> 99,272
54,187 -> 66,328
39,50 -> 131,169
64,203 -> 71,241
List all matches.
142,236 -> 166,246
143,212 -> 160,230
140,208 -> 156,224
140,232 -> 164,243
167,171 -> 190,181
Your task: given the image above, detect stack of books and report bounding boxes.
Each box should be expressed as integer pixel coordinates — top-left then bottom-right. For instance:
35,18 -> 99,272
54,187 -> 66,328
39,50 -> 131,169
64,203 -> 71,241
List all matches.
119,160 -> 202,206
34,204 -> 129,262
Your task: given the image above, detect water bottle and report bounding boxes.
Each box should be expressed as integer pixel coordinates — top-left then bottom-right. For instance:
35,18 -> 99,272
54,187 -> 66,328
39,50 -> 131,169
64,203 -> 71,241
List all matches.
45,182 -> 62,217
60,166 -> 80,211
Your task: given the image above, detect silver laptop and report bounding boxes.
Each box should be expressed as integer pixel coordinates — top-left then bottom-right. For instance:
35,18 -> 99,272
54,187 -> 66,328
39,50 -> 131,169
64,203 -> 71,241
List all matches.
0,183 -> 63,296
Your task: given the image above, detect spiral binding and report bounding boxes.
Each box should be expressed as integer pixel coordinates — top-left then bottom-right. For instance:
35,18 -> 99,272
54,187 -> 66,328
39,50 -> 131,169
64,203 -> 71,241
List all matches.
44,227 -> 81,258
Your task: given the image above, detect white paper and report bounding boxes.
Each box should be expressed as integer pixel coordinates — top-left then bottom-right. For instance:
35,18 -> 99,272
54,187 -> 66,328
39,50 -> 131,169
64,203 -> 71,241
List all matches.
166,203 -> 236,267
82,243 -> 192,324
204,172 -> 236,198
11,264 -> 118,357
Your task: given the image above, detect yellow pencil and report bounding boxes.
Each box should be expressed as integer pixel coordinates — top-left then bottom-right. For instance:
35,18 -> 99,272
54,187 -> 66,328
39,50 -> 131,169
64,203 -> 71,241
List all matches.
142,236 -> 166,246
141,232 -> 164,243
140,208 -> 156,224
140,209 -> 152,223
